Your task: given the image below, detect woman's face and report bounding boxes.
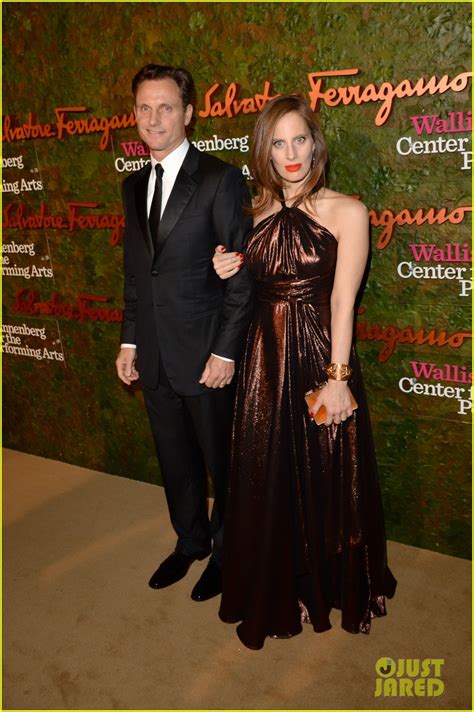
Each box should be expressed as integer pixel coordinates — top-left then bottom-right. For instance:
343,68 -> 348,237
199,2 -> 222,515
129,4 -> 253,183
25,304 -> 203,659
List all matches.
270,111 -> 315,183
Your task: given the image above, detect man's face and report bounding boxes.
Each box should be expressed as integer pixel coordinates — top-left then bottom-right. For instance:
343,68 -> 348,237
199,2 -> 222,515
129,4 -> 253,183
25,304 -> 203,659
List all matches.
134,78 -> 193,160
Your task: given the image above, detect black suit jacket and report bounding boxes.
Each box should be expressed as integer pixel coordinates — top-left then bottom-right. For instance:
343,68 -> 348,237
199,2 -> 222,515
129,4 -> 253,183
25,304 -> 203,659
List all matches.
120,145 -> 254,395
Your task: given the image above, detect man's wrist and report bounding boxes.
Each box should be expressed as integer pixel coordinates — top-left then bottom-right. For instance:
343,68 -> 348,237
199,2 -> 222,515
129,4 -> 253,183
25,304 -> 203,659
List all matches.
211,352 -> 234,363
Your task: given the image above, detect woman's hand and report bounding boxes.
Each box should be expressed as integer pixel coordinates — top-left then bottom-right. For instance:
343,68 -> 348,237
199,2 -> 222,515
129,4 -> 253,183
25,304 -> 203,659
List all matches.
213,245 -> 244,280
311,380 -> 354,427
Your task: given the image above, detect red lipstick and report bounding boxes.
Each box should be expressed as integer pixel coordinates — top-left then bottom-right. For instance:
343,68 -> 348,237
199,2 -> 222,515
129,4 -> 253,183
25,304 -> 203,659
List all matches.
285,164 -> 302,172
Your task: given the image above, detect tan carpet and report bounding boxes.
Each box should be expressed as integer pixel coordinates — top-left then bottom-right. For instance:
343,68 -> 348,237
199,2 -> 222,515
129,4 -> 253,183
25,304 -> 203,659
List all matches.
3,448 -> 471,710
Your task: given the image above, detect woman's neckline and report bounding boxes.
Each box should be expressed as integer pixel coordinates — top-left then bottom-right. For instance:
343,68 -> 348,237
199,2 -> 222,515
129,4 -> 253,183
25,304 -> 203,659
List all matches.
256,204 -> 338,243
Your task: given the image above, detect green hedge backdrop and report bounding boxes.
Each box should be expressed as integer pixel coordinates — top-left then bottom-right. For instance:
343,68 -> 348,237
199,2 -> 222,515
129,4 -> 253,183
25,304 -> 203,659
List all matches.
3,1 -> 471,558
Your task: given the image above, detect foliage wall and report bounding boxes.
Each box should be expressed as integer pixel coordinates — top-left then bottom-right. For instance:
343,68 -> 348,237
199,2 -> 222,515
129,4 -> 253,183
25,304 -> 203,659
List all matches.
3,2 -> 471,557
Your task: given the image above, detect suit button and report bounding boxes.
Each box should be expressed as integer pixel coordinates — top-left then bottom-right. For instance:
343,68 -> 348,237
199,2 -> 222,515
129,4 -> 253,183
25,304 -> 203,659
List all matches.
151,269 -> 158,276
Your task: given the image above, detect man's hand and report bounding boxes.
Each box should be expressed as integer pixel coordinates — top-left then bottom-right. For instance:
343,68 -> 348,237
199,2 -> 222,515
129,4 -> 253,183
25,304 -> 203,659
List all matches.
116,347 -> 139,385
199,354 -> 235,388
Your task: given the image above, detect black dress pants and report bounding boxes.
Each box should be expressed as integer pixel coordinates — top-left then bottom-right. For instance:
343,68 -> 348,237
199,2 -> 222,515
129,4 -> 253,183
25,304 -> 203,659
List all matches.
142,358 -> 234,566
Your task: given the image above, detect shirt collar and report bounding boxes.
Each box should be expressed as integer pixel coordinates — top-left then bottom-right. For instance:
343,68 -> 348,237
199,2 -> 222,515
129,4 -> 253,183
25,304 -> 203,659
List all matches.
150,138 -> 190,173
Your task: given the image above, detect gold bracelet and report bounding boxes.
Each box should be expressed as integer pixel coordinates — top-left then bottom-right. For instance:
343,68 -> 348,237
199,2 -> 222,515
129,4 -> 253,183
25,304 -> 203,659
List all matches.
326,363 -> 352,381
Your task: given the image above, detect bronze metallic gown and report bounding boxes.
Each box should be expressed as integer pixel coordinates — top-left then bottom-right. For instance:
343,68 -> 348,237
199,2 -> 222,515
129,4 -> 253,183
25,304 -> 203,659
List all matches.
218,202 -> 397,650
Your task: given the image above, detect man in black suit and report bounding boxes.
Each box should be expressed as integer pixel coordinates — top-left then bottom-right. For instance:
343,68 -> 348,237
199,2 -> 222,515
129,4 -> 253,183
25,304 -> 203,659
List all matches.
115,64 -> 253,601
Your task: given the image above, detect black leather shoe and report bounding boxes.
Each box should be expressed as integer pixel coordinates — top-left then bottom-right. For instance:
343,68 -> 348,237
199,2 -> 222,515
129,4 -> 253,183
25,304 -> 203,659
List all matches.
191,560 -> 222,601
148,552 -> 204,590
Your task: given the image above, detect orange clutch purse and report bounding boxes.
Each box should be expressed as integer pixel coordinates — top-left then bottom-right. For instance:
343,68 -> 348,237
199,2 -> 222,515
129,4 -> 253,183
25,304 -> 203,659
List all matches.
304,383 -> 358,426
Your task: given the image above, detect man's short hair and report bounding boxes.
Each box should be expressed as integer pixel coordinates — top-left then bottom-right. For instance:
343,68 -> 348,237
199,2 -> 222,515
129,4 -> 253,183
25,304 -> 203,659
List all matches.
132,64 -> 196,108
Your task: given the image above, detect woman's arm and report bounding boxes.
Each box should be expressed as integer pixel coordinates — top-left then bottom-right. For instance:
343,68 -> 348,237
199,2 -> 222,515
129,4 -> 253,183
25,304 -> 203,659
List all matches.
330,199 -> 369,363
312,199 -> 369,426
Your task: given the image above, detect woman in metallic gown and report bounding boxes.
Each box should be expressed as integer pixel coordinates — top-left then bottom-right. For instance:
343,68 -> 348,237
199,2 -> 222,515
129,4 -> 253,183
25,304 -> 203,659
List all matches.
214,95 -> 396,650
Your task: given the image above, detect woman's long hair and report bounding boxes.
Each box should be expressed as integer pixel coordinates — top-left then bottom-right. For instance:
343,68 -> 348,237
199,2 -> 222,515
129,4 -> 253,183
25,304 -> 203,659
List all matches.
249,95 -> 328,217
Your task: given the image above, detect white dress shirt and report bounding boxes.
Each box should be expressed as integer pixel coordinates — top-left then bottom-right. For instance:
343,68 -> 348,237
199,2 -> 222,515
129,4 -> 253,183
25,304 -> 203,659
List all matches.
121,138 -> 232,363
147,138 -> 190,218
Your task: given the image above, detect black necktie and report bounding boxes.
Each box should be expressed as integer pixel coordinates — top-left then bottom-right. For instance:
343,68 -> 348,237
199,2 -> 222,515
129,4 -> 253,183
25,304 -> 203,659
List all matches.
149,163 -> 164,254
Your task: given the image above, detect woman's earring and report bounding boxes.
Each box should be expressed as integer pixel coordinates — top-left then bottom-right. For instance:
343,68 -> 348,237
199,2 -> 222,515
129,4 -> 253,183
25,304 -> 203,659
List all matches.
311,148 -> 316,168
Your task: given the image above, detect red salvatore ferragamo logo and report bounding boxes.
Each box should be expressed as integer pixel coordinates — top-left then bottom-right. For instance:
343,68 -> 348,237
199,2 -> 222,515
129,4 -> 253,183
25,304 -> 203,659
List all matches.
3,202 -> 124,246
2,107 -> 135,150
2,68 -> 471,151
13,289 -> 123,323
356,306 -> 472,362
199,68 -> 472,125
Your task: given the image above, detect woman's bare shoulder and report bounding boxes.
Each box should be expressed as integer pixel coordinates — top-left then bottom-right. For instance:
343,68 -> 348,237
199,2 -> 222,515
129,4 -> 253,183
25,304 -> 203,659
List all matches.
317,188 -> 368,222
319,188 -> 367,210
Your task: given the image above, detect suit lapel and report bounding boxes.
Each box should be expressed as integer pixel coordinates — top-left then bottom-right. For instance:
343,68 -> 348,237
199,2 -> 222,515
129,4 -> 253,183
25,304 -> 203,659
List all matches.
134,164 -> 153,253
153,146 -> 200,261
